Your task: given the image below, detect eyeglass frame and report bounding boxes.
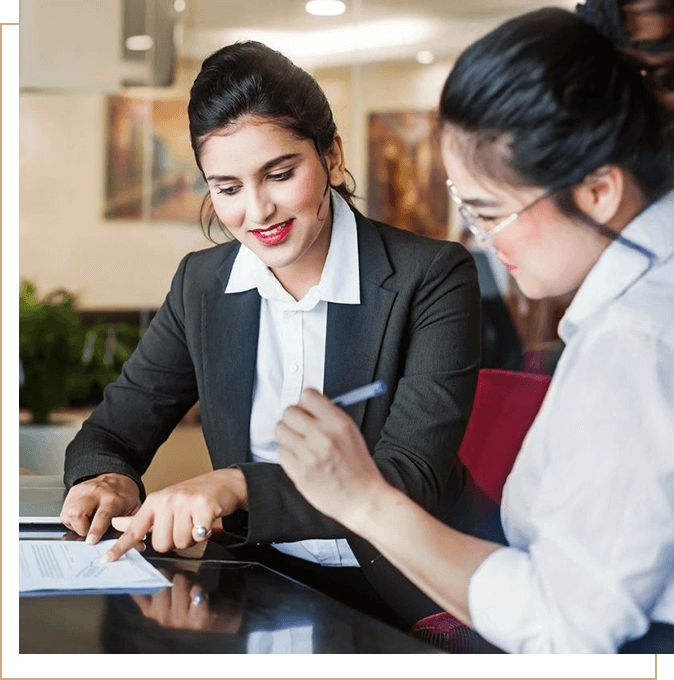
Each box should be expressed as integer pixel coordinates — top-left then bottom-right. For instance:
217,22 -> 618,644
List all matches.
446,179 -> 554,245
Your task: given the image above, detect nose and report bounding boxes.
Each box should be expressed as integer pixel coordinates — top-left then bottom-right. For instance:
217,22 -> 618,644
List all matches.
245,185 -> 275,226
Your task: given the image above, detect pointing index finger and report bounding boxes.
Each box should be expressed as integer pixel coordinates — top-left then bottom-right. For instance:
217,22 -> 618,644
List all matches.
102,512 -> 154,563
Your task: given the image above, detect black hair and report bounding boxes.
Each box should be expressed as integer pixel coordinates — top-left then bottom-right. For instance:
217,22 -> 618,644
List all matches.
188,40 -> 356,241
439,1 -> 674,228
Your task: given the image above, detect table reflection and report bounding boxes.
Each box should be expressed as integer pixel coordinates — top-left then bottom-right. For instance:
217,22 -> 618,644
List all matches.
100,560 -> 319,653
21,553 -> 436,653
129,564 -> 243,635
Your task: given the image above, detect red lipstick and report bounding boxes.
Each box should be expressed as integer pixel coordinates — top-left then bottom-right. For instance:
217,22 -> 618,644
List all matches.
252,219 -> 293,245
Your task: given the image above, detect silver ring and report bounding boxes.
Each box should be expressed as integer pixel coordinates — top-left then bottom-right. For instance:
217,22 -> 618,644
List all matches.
194,525 -> 210,539
191,591 -> 207,606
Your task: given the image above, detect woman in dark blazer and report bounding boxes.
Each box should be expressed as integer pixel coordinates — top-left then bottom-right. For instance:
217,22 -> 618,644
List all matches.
61,41 -> 481,627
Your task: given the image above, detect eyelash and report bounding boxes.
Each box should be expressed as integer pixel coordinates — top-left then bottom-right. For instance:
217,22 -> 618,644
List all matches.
215,168 -> 295,196
269,169 -> 294,182
476,214 -> 501,224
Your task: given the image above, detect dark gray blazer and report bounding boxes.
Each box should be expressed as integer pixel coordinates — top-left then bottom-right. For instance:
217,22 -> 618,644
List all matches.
65,209 -> 480,548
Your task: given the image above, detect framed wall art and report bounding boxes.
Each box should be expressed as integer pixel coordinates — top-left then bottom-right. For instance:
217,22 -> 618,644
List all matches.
367,110 -> 449,240
104,95 -> 206,222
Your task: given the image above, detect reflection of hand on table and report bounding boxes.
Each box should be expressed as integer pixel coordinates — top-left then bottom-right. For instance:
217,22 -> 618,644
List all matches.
130,567 -> 244,634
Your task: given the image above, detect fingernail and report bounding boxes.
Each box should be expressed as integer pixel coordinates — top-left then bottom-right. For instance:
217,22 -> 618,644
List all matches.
100,552 -> 112,564
85,534 -> 96,545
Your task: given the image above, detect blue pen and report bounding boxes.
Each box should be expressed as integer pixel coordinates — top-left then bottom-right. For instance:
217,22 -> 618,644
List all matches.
331,380 -> 387,407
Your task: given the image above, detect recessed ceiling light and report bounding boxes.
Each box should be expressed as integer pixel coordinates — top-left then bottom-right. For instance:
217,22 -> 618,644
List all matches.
416,50 -> 435,65
305,1 -> 346,17
174,0 -> 186,12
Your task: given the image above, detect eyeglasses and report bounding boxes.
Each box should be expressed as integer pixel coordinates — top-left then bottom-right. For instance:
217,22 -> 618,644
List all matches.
446,179 -> 553,246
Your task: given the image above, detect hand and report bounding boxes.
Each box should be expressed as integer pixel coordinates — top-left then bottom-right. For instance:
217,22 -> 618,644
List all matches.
131,569 -> 217,632
60,473 -> 141,545
60,528 -> 146,553
102,468 -> 248,562
130,567 -> 244,634
276,388 -> 389,532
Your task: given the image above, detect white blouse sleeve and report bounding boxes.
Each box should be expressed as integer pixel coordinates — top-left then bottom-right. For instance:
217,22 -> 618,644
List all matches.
468,326 -> 674,653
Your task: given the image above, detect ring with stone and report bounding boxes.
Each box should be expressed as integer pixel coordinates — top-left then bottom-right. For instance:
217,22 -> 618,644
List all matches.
191,591 -> 207,606
194,525 -> 211,539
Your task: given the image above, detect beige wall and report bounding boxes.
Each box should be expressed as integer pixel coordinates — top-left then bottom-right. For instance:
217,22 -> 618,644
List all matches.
19,92 -> 209,310
19,57 -> 456,309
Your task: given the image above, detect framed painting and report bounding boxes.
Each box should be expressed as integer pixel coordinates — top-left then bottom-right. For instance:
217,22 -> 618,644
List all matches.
367,111 -> 449,240
104,96 -> 206,222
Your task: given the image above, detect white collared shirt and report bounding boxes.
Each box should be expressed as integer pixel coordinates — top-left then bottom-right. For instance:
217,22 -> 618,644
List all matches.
468,191 -> 674,652
225,191 -> 360,566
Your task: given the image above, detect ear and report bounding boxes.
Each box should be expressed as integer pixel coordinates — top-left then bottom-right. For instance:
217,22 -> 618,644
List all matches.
325,134 -> 346,187
572,165 -> 625,225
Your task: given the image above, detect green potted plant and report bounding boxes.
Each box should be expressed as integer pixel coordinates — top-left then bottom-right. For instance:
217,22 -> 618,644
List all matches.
19,281 -> 141,474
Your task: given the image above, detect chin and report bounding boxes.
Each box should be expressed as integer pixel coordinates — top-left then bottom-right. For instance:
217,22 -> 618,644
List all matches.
260,250 -> 301,272
514,277 -> 555,301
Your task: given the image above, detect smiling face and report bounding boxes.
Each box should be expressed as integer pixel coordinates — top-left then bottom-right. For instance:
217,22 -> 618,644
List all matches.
199,117 -> 345,298
440,128 -> 613,300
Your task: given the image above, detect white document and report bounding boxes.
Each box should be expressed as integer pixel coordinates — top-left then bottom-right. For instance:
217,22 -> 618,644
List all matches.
19,539 -> 172,594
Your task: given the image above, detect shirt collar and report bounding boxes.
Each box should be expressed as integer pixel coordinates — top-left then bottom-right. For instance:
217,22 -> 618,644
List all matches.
224,190 -> 360,310
560,189 -> 674,342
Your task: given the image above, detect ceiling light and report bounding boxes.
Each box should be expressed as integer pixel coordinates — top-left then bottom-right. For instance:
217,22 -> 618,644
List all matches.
125,34 -> 154,51
203,18 -> 438,69
174,0 -> 186,12
416,50 -> 434,65
305,1 -> 346,17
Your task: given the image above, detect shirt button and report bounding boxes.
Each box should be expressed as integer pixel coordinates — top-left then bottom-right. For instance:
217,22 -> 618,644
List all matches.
289,363 -> 298,373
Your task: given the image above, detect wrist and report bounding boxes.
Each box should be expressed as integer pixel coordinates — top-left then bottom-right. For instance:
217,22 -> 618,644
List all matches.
217,467 -> 249,511
94,472 -> 141,497
345,480 -> 402,538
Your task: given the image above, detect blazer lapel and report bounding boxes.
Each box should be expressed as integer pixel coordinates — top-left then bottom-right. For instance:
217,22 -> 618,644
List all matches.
201,211 -> 397,457
324,211 -> 397,427
201,249 -> 260,465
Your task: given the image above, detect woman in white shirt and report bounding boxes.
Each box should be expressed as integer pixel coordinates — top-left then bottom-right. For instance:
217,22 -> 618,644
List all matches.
277,0 -> 674,652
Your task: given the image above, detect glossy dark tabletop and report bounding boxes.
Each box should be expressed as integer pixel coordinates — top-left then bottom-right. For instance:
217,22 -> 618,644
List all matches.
20,540 -> 438,654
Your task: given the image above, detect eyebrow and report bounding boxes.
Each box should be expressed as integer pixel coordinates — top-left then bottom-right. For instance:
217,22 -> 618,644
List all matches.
462,197 -> 502,209
205,153 -> 302,182
448,180 -> 503,209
